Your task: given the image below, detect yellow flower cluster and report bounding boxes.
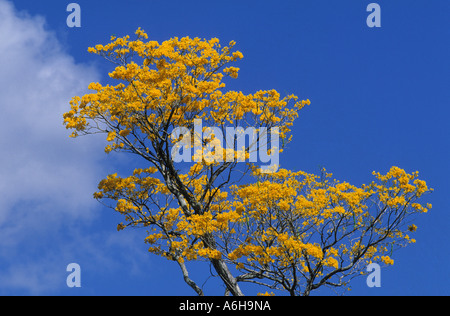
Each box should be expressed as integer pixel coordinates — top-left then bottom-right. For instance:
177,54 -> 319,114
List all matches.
257,292 -> 275,296
92,159 -> 431,275
63,28 -> 308,156
372,166 -> 431,199
225,166 -> 431,275
381,256 -> 394,265
198,248 -> 222,260
178,210 -> 241,236
323,256 -> 339,269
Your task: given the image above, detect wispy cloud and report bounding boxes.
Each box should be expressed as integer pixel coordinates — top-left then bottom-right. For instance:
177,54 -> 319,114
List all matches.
0,0 -> 103,225
0,0 -> 125,294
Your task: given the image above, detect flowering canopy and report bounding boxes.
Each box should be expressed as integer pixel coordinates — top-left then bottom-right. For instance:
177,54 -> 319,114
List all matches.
63,28 -> 431,296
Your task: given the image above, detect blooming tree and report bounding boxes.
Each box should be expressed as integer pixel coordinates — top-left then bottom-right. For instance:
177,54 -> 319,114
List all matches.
63,28 -> 432,296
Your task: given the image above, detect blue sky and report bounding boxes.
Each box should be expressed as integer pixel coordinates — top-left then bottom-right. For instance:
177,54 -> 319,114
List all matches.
0,0 -> 448,296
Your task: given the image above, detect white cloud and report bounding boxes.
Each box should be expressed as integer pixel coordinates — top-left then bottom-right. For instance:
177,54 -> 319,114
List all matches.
0,0 -> 103,229
0,0 -> 124,294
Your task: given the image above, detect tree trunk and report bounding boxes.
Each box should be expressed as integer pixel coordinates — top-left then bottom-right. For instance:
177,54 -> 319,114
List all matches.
211,258 -> 244,296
